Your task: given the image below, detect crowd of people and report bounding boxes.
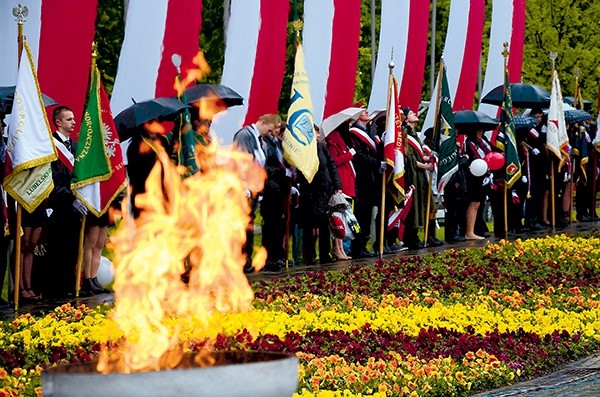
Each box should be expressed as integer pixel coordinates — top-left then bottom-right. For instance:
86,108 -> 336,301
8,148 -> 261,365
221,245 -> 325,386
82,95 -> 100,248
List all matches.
0,100 -> 597,304
232,105 -> 600,273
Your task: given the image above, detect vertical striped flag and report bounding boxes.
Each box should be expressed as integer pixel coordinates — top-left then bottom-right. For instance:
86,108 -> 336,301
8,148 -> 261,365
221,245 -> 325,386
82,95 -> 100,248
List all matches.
3,41 -> 57,213
282,42 -> 319,183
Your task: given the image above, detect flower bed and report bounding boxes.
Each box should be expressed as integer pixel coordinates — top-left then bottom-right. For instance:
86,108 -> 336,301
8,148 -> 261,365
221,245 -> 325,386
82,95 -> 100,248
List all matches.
0,233 -> 599,396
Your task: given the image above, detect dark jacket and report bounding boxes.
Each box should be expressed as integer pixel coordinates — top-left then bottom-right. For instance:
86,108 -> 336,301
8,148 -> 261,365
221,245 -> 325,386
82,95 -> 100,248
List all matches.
48,133 -> 78,217
298,142 -> 342,221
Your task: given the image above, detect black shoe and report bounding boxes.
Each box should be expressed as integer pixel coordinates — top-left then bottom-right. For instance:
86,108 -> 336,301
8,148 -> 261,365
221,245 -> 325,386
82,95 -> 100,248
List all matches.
352,249 -> 376,259
426,237 -> 444,247
320,254 -> 335,264
264,260 -> 283,272
579,215 -> 592,222
91,277 -> 111,293
388,243 -> 404,252
448,235 -> 467,242
406,242 -> 424,250
80,279 -> 100,296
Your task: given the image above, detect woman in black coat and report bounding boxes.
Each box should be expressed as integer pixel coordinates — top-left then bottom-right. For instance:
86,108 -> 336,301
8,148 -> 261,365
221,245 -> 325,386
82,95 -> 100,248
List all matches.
298,127 -> 343,265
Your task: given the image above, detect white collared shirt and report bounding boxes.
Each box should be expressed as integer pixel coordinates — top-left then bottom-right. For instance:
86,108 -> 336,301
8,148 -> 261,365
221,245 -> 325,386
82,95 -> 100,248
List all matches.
250,124 -> 266,167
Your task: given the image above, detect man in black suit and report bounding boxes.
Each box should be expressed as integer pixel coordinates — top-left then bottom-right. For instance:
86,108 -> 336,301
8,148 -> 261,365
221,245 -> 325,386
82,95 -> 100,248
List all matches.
346,107 -> 385,258
233,113 -> 282,272
45,106 -> 90,297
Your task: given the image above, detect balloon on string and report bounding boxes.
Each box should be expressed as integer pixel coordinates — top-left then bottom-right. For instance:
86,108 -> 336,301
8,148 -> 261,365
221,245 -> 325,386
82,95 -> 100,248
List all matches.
484,152 -> 505,171
97,256 -> 115,288
469,159 -> 488,176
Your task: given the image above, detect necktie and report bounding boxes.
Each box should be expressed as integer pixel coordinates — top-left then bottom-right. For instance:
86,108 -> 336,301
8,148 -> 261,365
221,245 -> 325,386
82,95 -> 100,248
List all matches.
63,139 -> 72,152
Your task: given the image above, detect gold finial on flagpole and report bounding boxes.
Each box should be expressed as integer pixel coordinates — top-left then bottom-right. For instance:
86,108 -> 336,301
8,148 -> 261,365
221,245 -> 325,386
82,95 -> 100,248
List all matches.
501,42 -> 509,59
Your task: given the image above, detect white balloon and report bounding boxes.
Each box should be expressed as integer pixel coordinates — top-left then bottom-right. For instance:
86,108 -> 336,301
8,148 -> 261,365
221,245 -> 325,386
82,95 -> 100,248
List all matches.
97,256 -> 115,288
469,159 -> 488,177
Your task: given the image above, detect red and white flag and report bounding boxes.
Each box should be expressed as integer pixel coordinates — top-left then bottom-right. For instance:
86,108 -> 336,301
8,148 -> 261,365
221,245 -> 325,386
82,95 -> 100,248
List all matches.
387,186 -> 414,241
211,0 -> 289,144
383,76 -> 405,201
110,0 -> 203,116
4,41 -> 57,213
0,0 -> 98,124
421,0 -> 485,136
303,0 -> 361,124
478,0 -> 526,117
369,0 -> 430,113
547,70 -> 570,168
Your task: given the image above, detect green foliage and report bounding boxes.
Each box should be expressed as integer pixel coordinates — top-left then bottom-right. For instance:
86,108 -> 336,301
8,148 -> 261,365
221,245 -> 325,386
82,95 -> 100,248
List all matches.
94,0 -> 125,94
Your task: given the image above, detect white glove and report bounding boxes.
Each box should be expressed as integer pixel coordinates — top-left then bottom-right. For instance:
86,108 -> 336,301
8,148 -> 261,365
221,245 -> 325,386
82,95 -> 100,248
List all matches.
72,199 -> 89,215
521,175 -> 528,184
532,148 -> 540,156
379,161 -> 387,173
290,186 -> 299,196
348,148 -> 356,156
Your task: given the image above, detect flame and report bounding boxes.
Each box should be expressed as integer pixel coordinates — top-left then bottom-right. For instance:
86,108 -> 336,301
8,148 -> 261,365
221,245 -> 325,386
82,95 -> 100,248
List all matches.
173,50 -> 212,97
97,140 -> 266,373
143,120 -> 166,135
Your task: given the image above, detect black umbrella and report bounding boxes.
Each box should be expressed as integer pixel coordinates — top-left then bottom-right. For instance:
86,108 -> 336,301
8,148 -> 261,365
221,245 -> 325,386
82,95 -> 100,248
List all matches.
114,97 -> 189,141
564,108 -> 592,124
0,85 -> 58,114
182,83 -> 244,107
453,109 -> 499,132
512,115 -> 537,129
481,83 -> 551,108
564,96 -> 592,110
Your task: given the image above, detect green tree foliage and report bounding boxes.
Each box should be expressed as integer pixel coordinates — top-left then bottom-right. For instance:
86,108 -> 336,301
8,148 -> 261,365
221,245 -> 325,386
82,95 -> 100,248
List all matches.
524,0 -> 600,111
94,0 -> 600,114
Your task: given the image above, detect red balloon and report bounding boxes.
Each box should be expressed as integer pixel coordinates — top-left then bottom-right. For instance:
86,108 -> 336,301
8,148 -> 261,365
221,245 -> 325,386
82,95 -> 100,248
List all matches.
484,152 -> 505,171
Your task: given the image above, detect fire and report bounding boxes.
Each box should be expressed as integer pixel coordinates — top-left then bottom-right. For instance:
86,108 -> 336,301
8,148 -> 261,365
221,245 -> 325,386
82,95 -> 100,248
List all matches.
97,139 -> 266,373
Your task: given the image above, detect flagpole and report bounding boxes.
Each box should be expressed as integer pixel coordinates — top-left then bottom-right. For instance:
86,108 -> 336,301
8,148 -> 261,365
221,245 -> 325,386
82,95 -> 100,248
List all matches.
549,52 -> 558,231
379,60 -> 395,259
569,70 -> 582,225
594,68 -> 600,220
12,4 -> 28,311
75,43 -> 97,298
502,44 -> 510,239
424,62 -> 444,248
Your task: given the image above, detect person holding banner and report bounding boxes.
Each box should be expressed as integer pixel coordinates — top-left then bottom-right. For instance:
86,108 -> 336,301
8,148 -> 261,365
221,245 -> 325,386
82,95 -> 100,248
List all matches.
45,106 -> 89,298
347,107 -> 382,259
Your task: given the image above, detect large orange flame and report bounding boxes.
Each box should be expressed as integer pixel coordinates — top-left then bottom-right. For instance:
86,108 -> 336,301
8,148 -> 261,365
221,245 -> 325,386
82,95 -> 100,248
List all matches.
97,140 -> 266,373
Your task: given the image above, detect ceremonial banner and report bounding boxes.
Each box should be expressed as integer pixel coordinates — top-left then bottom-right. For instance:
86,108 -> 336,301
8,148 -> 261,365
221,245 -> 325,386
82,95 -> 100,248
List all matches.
4,41 -> 57,213
432,63 -> 458,193
283,43 -> 318,183
383,75 -> 405,200
72,67 -> 126,216
547,70 -> 569,168
498,67 -> 521,189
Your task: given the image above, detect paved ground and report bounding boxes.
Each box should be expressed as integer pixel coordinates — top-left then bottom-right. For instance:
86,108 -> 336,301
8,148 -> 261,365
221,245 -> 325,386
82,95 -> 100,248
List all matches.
0,219 -> 598,396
